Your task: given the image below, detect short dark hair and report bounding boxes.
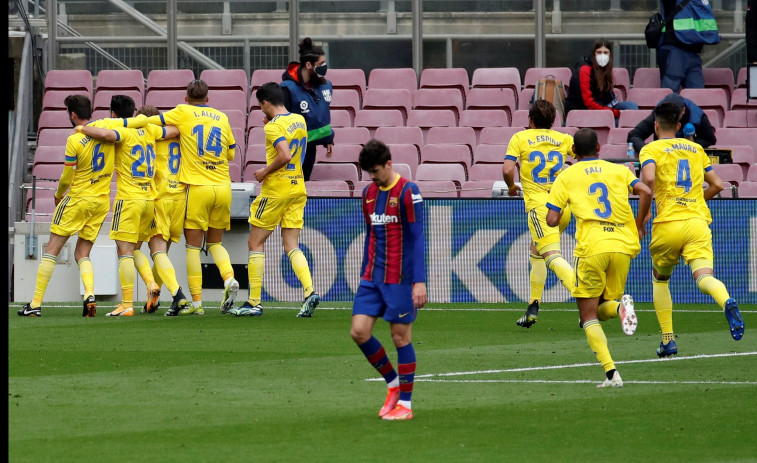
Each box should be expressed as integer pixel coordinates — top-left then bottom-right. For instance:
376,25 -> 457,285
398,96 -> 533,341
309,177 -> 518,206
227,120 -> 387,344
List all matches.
359,139 -> 392,171
529,99 -> 556,129
64,94 -> 92,120
186,79 -> 208,101
110,94 -> 136,118
654,102 -> 682,131
298,37 -> 325,66
136,105 -> 159,117
573,128 -> 599,157
256,82 -> 284,106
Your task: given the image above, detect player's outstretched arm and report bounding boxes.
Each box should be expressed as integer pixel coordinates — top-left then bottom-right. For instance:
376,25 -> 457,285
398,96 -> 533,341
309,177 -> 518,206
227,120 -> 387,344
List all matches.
703,169 -> 724,200
79,125 -> 118,142
633,180 -> 653,240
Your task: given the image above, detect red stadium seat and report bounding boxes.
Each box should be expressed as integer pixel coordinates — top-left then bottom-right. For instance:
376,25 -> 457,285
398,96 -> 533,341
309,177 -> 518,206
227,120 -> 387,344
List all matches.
392,162 -> 413,180
618,110 -> 649,129
367,68 -> 418,94
473,144 -> 505,164
420,144 -> 471,180
44,70 -> 93,97
146,69 -> 195,94
305,180 -> 352,197
316,143 -> 361,165
37,111 -> 73,137
680,88 -> 729,123
523,67 -> 572,90
374,126 -> 423,153
413,88 -> 464,123
460,180 -> 497,198
333,127 -> 371,145
702,67 -> 735,104
711,163 -> 744,186
32,162 -> 65,181
419,68 -> 470,105
703,109 -> 721,128
468,164 -> 506,181
511,110 -> 530,128
471,67 -> 521,105
626,88 -> 673,111
207,89 -> 247,114
722,109 -> 757,128
242,162 -> 265,183
479,126 -> 522,145
93,89 -> 144,112
607,127 -> 634,146
748,164 -> 757,182
465,88 -> 516,122
458,110 -> 510,143
228,162 -> 241,183
246,109 -> 268,130
362,88 -> 412,123
310,162 -> 361,184
246,127 -> 265,147
244,144 -> 267,165
144,90 -> 187,111
736,67 -> 747,88
414,180 -> 460,198
727,145 -> 756,179
613,68 -> 631,101
712,128 -> 757,149
95,69 -> 145,97
406,109 -> 457,143
37,128 -> 71,147
426,127 -> 476,156
200,69 -> 248,94
518,88 -> 534,110
328,68 -> 367,105
737,181 -> 757,198
729,88 -> 757,111
223,109 -> 246,132
42,89 -> 90,111
598,144 -> 631,161
564,110 -> 616,145
553,126 -> 578,137
632,67 -> 661,88
386,144 -> 420,179
330,109 -> 353,128
33,145 -> 66,166
250,69 -> 284,95
354,109 -> 404,137
330,88 -> 362,121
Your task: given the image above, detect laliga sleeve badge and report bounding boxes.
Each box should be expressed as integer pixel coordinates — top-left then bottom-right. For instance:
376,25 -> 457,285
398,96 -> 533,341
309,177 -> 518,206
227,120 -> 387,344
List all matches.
300,100 -> 310,113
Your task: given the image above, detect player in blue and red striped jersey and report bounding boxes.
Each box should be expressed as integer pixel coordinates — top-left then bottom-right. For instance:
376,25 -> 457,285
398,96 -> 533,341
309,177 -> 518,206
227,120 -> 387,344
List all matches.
350,139 -> 427,421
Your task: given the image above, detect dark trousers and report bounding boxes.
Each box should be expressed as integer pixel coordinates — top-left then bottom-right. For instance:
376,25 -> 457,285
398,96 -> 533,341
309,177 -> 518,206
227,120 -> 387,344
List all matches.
302,143 -> 318,181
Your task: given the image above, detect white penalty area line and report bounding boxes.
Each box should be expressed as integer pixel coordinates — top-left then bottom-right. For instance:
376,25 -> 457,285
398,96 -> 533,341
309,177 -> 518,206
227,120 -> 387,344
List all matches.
415,379 -> 757,385
365,351 -> 757,382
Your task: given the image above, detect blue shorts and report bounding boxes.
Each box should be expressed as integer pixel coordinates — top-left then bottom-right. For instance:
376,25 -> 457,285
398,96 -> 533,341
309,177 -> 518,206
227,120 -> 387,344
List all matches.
352,280 -> 417,324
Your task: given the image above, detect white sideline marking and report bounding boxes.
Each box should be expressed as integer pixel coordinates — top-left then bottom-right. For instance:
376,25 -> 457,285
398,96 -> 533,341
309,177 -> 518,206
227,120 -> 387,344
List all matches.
415,379 -> 757,385
366,351 -> 757,381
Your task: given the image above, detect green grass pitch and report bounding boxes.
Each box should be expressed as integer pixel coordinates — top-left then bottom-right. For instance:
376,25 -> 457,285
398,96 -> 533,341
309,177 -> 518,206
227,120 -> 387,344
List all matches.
8,301 -> 757,462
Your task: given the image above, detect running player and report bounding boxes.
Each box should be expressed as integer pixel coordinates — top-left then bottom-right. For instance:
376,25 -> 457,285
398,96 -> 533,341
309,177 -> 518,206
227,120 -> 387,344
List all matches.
145,79 -> 240,316
502,99 -> 575,328
351,139 -> 426,421
640,101 -> 744,357
19,94 -> 116,317
228,82 -> 319,318
546,128 -> 652,387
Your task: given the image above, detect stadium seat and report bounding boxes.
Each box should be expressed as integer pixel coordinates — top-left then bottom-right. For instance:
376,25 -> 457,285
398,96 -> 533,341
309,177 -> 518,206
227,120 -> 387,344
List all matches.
414,180 -> 460,198
246,109 -> 268,130
145,90 -> 187,111
316,143 -> 361,165
518,88 -> 534,110
729,88 -> 757,111
426,127 -> 476,156
352,180 -> 374,197
468,163 -> 507,181
92,110 -> 110,120
44,70 -> 93,97
231,127 -> 246,155
146,69 -> 195,94
479,126 -> 522,145
460,180 -> 497,198
93,89 -> 144,112
250,69 -> 284,95
242,162 -> 265,183
246,127 -> 265,147
374,126 -> 424,153
330,109 -> 353,128
33,145 -> 66,166
722,109 -> 757,128
200,69 -> 248,94
626,88 -> 673,111
354,109 -> 404,137
244,144 -> 267,165
736,181 -> 757,198
32,162 -> 65,181
367,68 -> 418,95
598,144 -> 631,161
310,162 -> 361,185
473,144 -> 505,164
419,68 -> 470,105
564,110 -> 614,145
412,88 -> 464,123
702,67 -> 735,104
607,127 -> 634,146
748,164 -> 757,182
95,70 -> 145,98
523,67 -> 572,90
386,144 -> 420,178
736,67 -> 747,88
229,162 -> 242,183
613,68 -> 631,101
333,127 -> 371,145
416,162 -> 466,183
420,145 -> 471,177
458,109 -> 510,143
330,88 -> 362,121
362,88 -> 413,123
553,126 -> 578,137
37,111 -> 73,137
37,128 -> 72,147
618,110 -> 649,128
41,89 -> 90,111
465,88 -> 516,122
305,180 -> 352,197
679,88 -> 729,123
470,67 -> 521,104
207,89 -> 248,114
328,68 -> 367,105
711,163 -> 744,186
712,128 -> 757,149
632,67 -> 661,88
406,109 -> 457,143
223,109 -> 246,132
703,108 -> 721,128
511,110 -> 530,128
26,196 -> 58,219
727,145 -> 756,179
392,163 -> 413,180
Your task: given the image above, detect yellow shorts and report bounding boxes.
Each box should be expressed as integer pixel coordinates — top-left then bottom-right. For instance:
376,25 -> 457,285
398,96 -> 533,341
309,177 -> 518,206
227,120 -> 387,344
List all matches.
249,195 -> 307,231
650,218 -> 713,275
109,198 -> 155,243
184,184 -> 232,231
50,195 -> 109,242
151,196 -> 186,243
573,252 -> 631,300
528,204 -> 571,253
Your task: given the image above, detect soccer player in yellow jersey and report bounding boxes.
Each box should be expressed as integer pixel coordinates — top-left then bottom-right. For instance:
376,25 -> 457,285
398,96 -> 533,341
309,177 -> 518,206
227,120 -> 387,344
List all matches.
547,128 -> 652,387
79,95 -> 166,317
502,100 -> 575,328
146,79 -> 240,316
20,95 -> 116,318
640,102 -> 744,356
228,82 -> 320,318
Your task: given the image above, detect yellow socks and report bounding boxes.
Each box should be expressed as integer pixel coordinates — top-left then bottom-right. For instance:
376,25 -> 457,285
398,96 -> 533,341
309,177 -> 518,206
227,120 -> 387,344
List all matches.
118,255 -> 135,307
653,277 -> 674,341
151,262 -> 164,291
696,274 -> 731,309
186,245 -> 203,303
598,300 -> 620,321
583,319 -> 615,373
288,248 -> 314,297
133,249 -> 155,286
529,253 -> 547,303
248,251 -> 265,306
152,251 -> 179,296
31,253 -> 57,308
545,253 -> 575,292
208,242 -> 234,283
77,257 -> 95,298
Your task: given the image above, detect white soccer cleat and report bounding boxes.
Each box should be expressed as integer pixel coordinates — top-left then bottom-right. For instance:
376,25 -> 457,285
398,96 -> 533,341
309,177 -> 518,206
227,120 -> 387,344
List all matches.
619,294 -> 637,336
597,370 -> 623,388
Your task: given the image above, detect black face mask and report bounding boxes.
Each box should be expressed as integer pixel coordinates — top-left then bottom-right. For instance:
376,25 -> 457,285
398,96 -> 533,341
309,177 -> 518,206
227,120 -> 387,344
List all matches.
315,64 -> 328,77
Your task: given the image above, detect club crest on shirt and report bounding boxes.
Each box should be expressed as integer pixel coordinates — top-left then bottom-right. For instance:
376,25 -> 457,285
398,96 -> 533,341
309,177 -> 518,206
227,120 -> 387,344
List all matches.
389,197 -> 398,207
322,89 -> 332,102
299,100 -> 310,114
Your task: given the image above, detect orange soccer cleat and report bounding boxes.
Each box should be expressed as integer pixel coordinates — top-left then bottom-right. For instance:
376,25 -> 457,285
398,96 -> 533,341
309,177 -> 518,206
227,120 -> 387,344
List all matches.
378,387 -> 400,417
382,404 -> 413,421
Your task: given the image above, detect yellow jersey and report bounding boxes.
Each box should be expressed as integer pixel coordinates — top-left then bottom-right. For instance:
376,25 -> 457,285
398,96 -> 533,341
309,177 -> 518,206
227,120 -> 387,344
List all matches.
505,128 -> 574,211
153,134 -> 185,199
259,112 -> 307,198
148,104 -> 236,186
639,138 -> 713,224
62,131 -> 115,198
547,158 -> 641,258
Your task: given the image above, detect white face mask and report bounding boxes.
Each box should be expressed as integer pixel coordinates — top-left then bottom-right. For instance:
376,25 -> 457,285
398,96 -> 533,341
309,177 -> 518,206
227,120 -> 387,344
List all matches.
595,53 -> 610,68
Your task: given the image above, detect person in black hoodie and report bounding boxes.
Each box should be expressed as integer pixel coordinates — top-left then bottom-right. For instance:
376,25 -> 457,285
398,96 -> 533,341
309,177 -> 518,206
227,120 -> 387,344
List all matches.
564,39 -> 638,125
280,37 -> 335,181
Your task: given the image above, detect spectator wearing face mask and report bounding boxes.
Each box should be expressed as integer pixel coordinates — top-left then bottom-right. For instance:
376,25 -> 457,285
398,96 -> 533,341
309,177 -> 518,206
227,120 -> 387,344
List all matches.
281,37 -> 335,181
564,39 -> 638,124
